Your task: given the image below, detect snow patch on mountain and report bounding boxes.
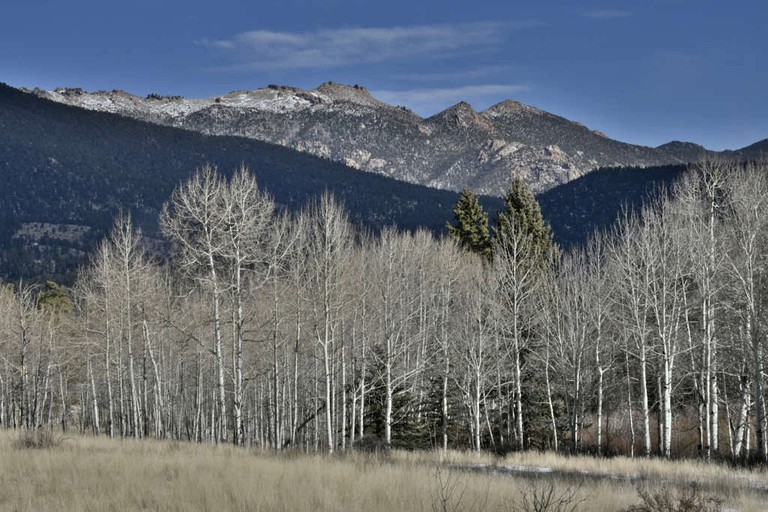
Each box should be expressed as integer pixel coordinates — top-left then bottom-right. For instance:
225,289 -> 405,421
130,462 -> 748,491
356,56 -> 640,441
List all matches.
29,82 -> 718,196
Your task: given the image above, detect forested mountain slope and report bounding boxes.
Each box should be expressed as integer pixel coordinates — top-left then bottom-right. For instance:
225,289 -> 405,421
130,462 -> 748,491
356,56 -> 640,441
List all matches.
0,83 -> 496,282
537,164 -> 687,246
0,83 -> 729,283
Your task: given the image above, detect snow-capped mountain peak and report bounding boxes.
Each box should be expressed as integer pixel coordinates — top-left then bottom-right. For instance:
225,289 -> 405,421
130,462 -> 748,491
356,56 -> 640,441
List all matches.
28,82 -> 721,195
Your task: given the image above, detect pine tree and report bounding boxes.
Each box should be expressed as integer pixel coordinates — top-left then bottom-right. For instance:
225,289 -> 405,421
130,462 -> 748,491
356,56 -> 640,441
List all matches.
36,280 -> 72,313
494,178 -> 557,266
492,179 -> 556,450
447,188 -> 492,260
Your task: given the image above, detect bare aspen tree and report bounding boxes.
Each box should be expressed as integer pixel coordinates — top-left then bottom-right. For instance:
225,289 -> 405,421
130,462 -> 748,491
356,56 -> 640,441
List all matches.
12,283 -> 37,429
344,239 -> 372,448
541,331 -> 559,452
95,215 -> 155,438
725,162 -> 768,461
540,234 -> 613,456
675,160 -> 733,458
542,249 -> 594,452
114,216 -> 145,438
432,239 -> 465,451
303,192 -> 352,453
643,203 -> 690,459
75,215 -> 154,438
219,167 -> 277,445
538,265 -> 564,452
35,282 -> 73,432
619,199 -> 690,459
408,230 -> 438,441
259,211 -> 297,449
336,234 -> 376,450
369,228 -> 423,447
285,211 -> 311,447
452,262 -> 495,451
162,165 -> 229,442
493,227 -> 543,450
136,268 -> 176,439
78,248 -> 117,437
0,288 -> 14,428
71,291 -> 100,435
584,233 -> 615,456
611,212 -> 654,457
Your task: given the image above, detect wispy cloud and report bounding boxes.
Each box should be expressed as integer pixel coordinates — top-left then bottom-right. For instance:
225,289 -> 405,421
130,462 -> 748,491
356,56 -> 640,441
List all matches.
393,65 -> 514,83
198,22 -> 540,71
584,10 -> 633,19
372,84 -> 530,115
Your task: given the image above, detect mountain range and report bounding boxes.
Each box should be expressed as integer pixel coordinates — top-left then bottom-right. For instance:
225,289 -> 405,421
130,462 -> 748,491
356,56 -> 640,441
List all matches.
3,82 -> 765,283
1,83 -> 496,283
29,82 -> 766,196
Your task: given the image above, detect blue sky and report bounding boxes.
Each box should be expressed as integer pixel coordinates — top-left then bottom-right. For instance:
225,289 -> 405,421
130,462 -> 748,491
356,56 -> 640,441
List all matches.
2,0 -> 765,150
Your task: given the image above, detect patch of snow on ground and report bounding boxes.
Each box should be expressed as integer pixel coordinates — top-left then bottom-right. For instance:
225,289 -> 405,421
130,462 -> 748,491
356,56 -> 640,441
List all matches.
219,89 -> 315,113
152,98 -> 211,118
44,87 -> 320,120
499,465 -> 554,474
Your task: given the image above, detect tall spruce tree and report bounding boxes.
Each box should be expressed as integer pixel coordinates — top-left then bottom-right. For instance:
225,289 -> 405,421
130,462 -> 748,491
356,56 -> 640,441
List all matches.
495,178 -> 557,265
492,179 -> 556,450
447,188 -> 492,260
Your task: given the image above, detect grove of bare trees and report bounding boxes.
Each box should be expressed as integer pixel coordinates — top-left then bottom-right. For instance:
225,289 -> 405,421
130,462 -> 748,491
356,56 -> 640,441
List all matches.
0,160 -> 767,462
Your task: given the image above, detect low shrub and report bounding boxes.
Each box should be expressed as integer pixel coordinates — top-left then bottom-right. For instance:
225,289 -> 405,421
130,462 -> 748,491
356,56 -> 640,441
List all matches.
624,483 -> 723,512
13,429 -> 63,450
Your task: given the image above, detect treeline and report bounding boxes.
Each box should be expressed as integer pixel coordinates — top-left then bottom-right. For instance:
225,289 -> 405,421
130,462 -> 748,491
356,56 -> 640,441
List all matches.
0,160 -> 767,462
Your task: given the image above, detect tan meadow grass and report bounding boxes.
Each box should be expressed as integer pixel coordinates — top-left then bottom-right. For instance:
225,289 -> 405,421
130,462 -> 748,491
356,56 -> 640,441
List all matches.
0,431 -> 765,511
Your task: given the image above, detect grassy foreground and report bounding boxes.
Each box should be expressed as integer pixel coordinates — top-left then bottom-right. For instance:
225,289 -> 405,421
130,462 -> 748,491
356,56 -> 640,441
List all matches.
0,431 -> 766,511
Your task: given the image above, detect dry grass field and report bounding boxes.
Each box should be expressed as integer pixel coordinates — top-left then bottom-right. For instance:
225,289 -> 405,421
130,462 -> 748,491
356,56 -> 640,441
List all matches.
0,431 -> 766,511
